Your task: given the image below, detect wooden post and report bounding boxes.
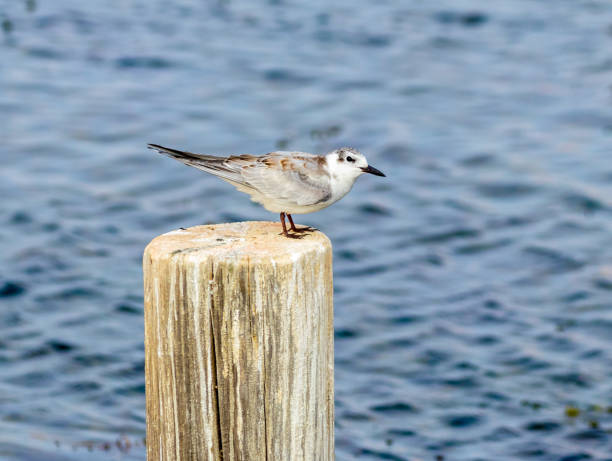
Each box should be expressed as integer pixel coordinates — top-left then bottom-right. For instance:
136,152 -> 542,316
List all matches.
143,221 -> 334,461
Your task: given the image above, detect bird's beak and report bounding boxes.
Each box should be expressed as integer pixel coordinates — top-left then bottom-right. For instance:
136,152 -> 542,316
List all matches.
361,165 -> 386,177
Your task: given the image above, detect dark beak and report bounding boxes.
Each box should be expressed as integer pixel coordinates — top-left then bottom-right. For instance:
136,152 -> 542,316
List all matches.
361,165 -> 386,177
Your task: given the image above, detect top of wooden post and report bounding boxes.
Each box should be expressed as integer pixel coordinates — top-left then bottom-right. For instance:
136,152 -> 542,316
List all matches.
144,221 -> 331,262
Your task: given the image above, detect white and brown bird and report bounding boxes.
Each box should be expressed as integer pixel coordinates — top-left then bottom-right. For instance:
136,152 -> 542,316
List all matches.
148,144 -> 385,237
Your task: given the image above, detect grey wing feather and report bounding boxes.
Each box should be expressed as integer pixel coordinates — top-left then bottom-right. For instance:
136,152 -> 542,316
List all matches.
148,144 -> 255,190
239,153 -> 332,206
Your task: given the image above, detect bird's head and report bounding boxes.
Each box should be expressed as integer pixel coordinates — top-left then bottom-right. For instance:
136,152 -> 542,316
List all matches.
326,147 -> 385,180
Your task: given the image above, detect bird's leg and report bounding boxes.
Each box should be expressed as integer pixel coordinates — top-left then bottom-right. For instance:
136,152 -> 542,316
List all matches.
287,214 -> 299,233
280,212 -> 289,237
287,214 -> 314,233
280,212 -> 304,238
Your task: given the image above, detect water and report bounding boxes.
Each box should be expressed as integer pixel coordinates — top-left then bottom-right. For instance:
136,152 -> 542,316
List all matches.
1,0 -> 612,459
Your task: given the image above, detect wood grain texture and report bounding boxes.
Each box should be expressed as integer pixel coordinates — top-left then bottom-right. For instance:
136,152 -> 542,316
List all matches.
143,222 -> 334,461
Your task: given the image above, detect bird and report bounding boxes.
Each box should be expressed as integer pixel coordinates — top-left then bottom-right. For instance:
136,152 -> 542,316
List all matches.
148,143 -> 385,237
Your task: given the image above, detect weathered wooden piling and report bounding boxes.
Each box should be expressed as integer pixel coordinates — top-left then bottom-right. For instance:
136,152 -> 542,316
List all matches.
143,221 -> 334,461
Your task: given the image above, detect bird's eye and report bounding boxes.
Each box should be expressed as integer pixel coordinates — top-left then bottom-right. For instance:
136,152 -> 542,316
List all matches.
346,156 -> 354,163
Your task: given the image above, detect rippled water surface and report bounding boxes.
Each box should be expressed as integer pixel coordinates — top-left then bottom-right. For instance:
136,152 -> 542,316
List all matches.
2,0 -> 612,459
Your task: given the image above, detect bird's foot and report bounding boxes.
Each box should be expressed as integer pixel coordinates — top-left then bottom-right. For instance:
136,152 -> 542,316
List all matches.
279,231 -> 306,239
290,225 -> 316,234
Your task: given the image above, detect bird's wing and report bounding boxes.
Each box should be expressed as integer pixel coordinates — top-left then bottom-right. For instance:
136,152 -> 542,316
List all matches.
149,145 -> 332,205
236,152 -> 332,206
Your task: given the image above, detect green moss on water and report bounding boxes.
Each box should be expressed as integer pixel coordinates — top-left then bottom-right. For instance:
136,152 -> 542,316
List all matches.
2,18 -> 13,34
521,400 -> 544,410
565,406 -> 580,418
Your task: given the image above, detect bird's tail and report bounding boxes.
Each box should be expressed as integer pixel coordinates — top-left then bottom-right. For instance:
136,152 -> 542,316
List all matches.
147,143 -> 252,189
147,143 -> 224,164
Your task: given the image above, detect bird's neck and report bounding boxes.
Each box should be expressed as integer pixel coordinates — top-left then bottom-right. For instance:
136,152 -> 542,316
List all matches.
330,172 -> 359,202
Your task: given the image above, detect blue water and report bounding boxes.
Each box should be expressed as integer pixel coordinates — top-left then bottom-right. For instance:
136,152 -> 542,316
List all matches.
2,0 -> 612,459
